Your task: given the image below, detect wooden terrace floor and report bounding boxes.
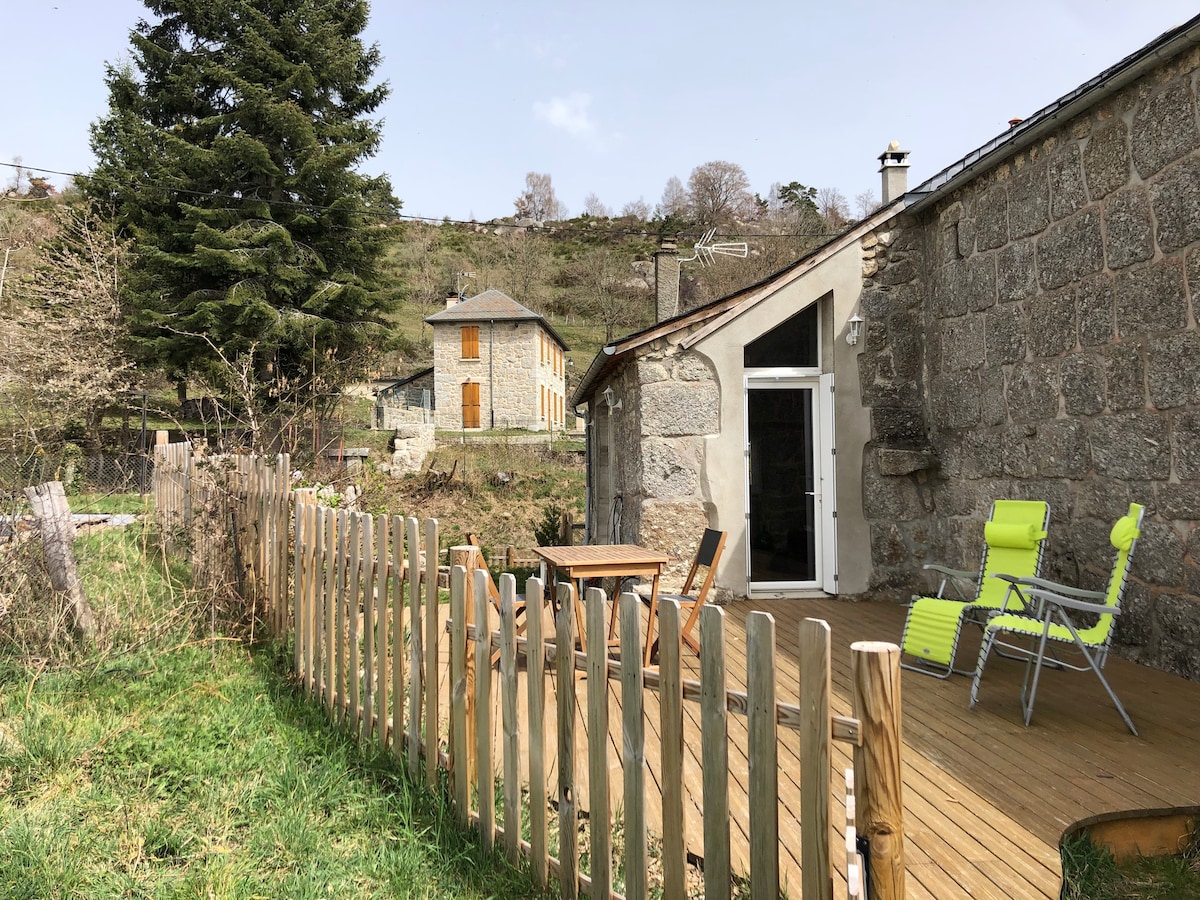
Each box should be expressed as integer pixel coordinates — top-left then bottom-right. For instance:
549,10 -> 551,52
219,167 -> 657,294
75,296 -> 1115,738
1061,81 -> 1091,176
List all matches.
449,596 -> 1200,898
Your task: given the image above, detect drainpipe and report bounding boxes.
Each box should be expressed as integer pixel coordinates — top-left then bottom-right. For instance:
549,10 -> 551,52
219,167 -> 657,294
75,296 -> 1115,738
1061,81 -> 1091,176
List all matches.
488,319 -> 495,429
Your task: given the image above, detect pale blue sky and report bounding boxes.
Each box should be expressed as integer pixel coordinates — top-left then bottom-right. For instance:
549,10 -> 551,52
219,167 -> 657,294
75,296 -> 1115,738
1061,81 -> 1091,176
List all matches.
4,1 -> 1199,222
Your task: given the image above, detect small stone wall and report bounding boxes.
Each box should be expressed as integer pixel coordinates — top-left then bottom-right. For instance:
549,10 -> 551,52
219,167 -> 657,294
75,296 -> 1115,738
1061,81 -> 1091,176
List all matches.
388,425 -> 435,477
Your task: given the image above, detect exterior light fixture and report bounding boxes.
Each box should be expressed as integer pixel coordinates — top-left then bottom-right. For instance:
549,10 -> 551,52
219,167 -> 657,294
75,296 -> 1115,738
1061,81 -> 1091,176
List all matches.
846,313 -> 864,346
602,385 -> 622,411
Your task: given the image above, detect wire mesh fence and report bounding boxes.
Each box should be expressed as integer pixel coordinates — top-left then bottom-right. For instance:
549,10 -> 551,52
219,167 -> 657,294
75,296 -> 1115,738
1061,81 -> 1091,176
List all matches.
0,451 -> 154,503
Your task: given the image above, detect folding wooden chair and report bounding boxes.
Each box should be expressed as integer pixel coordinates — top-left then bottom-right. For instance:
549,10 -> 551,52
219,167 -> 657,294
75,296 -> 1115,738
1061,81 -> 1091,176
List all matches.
466,534 -> 533,666
644,528 -> 727,665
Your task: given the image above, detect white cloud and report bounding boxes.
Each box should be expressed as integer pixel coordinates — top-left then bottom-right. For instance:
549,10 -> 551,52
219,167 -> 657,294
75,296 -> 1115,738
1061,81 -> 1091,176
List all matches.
533,92 -> 597,139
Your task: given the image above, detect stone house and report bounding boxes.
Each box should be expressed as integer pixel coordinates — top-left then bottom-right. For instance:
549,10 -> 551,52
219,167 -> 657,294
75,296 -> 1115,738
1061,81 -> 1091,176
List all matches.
425,289 -> 569,432
572,14 -> 1200,680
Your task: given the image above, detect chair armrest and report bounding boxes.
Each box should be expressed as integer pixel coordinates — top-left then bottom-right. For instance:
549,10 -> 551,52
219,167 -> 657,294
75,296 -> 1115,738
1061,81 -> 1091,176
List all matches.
921,564 -> 976,600
1028,588 -> 1119,617
991,574 -> 1105,601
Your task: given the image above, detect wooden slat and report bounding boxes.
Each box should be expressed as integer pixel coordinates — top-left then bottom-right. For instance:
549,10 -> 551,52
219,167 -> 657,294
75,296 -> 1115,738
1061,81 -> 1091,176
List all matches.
423,518 -> 440,790
851,641 -> 905,900
474,569 -> 494,853
499,573 -> 521,865
620,592 -> 648,900
700,605 -> 731,900
584,587 -> 611,897
659,599 -> 686,899
526,576 -> 549,888
349,513 -> 366,735
360,513 -> 374,740
406,516 -> 421,774
556,581 -> 578,900
450,565 -> 468,826
375,513 -> 389,747
323,507 -> 336,713
800,617 -> 833,900
334,509 -> 349,726
391,516 -> 404,759
747,612 -> 779,897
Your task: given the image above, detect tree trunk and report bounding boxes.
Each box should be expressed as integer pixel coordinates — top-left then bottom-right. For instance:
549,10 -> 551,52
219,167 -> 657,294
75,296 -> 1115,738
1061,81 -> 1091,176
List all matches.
24,481 -> 96,642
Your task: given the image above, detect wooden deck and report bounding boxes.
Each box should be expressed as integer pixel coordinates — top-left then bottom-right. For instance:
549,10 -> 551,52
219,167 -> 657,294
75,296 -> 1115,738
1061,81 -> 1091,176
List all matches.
449,595 -> 1200,898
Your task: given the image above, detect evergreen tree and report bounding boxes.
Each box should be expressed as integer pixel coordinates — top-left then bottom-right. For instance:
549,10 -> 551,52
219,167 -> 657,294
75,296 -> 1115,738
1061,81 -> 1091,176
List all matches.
88,0 -> 398,404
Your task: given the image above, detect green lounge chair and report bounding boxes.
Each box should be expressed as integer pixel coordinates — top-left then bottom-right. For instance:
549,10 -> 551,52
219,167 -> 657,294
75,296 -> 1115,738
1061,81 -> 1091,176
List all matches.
968,503 -> 1144,735
900,500 -> 1050,678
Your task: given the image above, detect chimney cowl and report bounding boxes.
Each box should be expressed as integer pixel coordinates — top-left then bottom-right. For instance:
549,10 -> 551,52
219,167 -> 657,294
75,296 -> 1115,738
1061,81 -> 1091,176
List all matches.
879,141 -> 910,205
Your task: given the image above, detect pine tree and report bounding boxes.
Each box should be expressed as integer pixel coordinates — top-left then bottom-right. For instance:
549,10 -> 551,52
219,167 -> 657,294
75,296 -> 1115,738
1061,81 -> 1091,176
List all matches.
88,0 -> 398,405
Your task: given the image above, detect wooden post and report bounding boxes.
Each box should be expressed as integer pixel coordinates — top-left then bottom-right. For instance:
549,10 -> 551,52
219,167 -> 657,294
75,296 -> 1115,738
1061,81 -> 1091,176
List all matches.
405,517 -> 422,775
556,581 -> 578,900
450,544 -> 477,792
423,518 -> 439,790
450,565 -> 469,826
747,612 -> 779,897
800,618 -> 833,900
558,510 -> 574,546
474,569 -> 494,852
659,599 -> 686,899
851,641 -> 905,900
585,586 -> 611,898
700,605 -> 731,900
499,573 -> 521,865
24,481 -> 95,641
620,591 -> 647,900
526,576 -> 549,888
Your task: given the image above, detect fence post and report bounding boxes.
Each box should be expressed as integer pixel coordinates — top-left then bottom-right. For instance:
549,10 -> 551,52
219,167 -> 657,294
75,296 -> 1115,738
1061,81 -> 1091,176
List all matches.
700,605 -> 730,900
620,591 -> 648,900
585,586 -> 611,898
450,565 -> 469,827
526,576 -> 549,888
851,641 -> 905,900
746,611 -> 779,897
555,581 -> 578,900
800,618 -> 833,900
450,543 -> 478,791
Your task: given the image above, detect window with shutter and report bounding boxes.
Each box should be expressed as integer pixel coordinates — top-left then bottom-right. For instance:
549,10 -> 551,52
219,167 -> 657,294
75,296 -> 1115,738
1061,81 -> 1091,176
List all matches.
461,326 -> 480,359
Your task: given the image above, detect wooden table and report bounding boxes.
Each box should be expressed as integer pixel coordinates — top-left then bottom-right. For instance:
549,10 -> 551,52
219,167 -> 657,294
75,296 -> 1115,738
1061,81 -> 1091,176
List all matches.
534,544 -> 668,661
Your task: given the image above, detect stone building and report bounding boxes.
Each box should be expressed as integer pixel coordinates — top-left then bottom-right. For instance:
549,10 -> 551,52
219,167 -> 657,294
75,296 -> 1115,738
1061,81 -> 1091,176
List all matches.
573,14 -> 1200,680
426,289 -> 569,432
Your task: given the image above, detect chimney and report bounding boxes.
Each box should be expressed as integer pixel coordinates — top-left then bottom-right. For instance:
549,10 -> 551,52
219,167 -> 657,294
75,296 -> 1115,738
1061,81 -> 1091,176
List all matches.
445,289 -> 459,310
878,141 -> 911,205
654,237 -> 680,322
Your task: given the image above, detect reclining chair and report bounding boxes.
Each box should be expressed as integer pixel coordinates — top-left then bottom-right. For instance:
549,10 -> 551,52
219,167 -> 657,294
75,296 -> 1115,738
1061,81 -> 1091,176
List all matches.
900,500 -> 1050,677
969,503 -> 1144,735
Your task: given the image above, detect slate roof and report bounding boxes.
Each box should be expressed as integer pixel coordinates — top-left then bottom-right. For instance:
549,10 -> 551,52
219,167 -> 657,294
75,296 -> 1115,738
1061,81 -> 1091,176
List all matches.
424,289 -> 569,348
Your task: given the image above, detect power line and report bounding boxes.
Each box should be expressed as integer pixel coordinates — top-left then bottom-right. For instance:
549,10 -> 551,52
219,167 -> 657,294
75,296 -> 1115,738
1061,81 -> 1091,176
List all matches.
0,159 -> 840,240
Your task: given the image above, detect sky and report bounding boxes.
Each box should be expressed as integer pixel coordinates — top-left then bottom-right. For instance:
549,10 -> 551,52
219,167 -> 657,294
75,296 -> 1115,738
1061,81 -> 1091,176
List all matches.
4,1 -> 1200,223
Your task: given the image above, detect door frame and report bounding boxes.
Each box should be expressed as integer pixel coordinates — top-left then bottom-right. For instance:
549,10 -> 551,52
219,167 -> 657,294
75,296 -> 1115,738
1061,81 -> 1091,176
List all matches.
743,369 -> 838,595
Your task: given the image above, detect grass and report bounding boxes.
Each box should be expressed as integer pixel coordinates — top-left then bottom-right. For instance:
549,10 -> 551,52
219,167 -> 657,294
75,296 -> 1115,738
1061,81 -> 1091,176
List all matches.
0,509 -> 553,899
1061,831 -> 1200,899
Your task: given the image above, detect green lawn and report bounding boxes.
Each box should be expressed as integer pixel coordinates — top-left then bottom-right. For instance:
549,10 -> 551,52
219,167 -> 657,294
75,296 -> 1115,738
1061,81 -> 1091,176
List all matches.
0,511 -> 550,899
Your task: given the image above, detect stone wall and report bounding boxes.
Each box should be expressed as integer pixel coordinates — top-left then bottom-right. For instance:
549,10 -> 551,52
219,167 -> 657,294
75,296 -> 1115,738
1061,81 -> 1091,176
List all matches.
600,333 -> 720,591
431,320 -> 566,431
860,44 -> 1200,679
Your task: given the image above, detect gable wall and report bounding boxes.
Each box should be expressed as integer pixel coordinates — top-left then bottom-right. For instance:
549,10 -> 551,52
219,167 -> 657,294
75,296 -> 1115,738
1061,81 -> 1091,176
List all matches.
861,43 -> 1200,679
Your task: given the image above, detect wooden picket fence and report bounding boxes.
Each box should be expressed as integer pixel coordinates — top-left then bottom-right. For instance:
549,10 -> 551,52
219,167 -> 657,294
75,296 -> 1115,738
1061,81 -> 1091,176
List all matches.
153,446 -> 906,899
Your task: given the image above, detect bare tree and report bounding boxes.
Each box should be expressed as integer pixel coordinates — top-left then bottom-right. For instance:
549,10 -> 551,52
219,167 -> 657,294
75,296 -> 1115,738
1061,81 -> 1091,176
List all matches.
500,230 -> 553,311
620,197 -> 651,220
686,160 -> 756,227
513,172 -> 567,221
658,176 -> 688,218
570,246 -> 650,341
818,186 -> 851,230
854,189 -> 881,220
583,193 -> 611,218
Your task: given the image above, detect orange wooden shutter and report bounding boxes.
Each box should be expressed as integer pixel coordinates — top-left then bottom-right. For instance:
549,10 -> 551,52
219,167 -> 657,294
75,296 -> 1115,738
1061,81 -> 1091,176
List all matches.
461,326 -> 479,359
462,382 -> 480,428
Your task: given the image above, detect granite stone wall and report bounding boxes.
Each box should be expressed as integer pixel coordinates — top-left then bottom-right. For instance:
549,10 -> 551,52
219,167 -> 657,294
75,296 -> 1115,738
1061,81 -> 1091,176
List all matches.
859,45 -> 1200,679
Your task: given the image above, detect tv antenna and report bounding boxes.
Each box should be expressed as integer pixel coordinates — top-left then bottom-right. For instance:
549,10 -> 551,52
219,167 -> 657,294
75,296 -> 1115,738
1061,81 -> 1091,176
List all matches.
679,228 -> 748,267
456,271 -> 475,297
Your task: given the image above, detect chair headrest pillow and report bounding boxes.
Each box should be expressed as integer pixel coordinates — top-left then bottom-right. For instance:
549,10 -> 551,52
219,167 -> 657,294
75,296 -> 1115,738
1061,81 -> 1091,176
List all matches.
984,521 -> 1045,550
1110,515 -> 1140,551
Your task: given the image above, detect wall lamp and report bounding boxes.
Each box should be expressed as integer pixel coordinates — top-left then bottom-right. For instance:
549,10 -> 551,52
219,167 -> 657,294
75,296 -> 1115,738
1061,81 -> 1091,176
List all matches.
846,313 -> 864,346
602,385 -> 622,411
